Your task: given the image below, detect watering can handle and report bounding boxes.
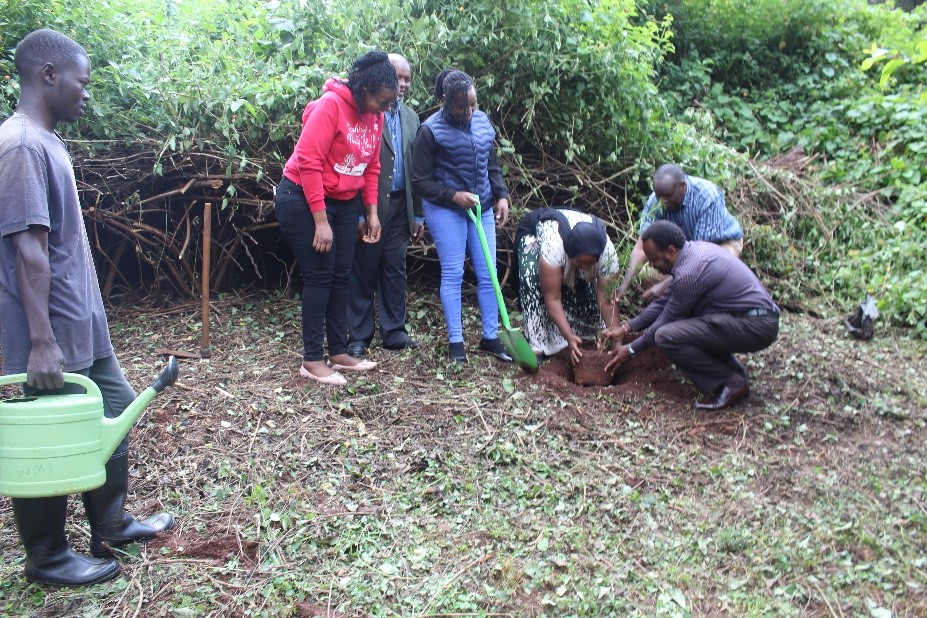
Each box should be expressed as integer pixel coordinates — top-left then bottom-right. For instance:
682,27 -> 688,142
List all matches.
0,372 -> 102,398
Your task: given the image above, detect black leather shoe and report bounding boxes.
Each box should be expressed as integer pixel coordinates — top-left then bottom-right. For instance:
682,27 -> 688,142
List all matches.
383,339 -> 421,351
347,343 -> 368,357
449,342 -> 468,363
479,338 -> 513,363
695,378 -> 750,411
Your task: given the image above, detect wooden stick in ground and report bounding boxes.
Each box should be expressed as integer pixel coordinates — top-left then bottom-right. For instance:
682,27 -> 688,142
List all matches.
200,201 -> 212,358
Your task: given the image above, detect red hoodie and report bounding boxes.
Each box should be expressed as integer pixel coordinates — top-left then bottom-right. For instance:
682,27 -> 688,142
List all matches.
283,78 -> 383,212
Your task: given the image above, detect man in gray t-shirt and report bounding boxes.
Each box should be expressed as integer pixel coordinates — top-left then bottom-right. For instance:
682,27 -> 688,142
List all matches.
0,115 -> 113,374
0,28 -> 173,588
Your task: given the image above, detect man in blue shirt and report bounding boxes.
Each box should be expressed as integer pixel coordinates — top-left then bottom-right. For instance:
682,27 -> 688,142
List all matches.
615,164 -> 744,301
347,54 -> 424,356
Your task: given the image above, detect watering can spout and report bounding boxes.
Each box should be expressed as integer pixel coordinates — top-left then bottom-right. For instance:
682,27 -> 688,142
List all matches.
101,356 -> 179,460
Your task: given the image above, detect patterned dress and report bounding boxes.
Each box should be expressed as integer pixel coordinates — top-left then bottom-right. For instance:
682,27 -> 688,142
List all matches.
517,210 -> 620,356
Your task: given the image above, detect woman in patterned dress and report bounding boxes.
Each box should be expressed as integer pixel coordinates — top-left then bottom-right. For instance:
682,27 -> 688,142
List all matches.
516,207 -> 621,363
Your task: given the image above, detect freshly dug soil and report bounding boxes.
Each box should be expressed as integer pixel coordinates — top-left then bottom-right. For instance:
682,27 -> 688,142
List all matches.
571,342 -> 616,386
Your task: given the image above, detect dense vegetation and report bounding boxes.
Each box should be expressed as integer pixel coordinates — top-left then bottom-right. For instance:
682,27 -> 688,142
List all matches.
647,0 -> 927,333
1,3 -> 927,616
0,0 -> 924,333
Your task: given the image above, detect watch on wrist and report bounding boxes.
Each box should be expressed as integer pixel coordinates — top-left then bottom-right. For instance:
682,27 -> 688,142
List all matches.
627,343 -> 636,359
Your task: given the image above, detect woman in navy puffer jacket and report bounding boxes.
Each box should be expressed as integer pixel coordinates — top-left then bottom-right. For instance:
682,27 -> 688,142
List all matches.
411,69 -> 512,364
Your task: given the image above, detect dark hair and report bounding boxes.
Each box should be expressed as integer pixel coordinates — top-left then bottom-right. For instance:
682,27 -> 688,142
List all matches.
641,220 -> 687,251
564,218 -> 608,259
653,163 -> 685,187
436,69 -> 475,117
14,29 -> 87,76
432,69 -> 452,103
347,50 -> 398,114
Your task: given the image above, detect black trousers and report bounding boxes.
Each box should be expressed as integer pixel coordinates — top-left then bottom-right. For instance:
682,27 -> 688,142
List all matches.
275,178 -> 359,361
654,312 -> 779,394
347,194 -> 411,348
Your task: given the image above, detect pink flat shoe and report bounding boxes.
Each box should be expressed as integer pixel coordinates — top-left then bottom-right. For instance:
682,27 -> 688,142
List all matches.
328,359 -> 378,372
299,365 -> 347,385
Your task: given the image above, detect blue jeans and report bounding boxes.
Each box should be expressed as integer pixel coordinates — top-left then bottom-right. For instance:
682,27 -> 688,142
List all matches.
275,178 -> 359,361
424,202 -> 499,343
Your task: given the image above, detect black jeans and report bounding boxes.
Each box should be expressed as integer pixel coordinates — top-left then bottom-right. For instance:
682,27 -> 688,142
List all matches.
654,312 -> 779,394
275,178 -> 359,362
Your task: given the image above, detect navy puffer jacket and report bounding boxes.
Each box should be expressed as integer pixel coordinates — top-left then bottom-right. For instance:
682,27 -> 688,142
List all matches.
423,109 -> 496,208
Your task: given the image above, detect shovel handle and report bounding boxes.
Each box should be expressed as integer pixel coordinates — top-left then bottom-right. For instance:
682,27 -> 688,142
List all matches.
465,199 -> 513,330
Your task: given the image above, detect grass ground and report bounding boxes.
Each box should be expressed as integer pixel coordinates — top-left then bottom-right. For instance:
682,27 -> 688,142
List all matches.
1,288 -> 925,617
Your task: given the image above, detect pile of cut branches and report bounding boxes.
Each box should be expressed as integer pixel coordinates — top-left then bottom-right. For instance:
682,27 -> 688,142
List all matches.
73,141 -> 639,299
75,140 -> 279,297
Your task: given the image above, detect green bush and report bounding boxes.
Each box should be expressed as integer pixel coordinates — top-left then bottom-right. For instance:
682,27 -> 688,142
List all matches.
643,0 -> 851,90
1,0 -> 923,334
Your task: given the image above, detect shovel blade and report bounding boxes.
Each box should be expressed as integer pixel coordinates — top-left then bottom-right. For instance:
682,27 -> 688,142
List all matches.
499,328 -> 539,374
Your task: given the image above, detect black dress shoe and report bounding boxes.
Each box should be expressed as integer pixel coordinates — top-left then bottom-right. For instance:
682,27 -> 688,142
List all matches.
383,339 -> 421,350
347,343 -> 368,358
695,378 -> 750,411
449,342 -> 468,363
479,338 -> 513,363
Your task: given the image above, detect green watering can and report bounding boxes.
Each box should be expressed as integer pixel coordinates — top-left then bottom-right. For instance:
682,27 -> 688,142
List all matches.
466,198 -> 539,374
0,356 -> 179,498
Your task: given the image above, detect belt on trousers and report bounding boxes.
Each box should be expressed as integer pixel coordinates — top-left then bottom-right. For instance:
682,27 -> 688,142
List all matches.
389,190 -> 405,198
738,308 -> 779,317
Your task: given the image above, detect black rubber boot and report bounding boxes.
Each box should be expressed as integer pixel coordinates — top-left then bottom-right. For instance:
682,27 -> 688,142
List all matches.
11,496 -> 120,587
82,451 -> 175,558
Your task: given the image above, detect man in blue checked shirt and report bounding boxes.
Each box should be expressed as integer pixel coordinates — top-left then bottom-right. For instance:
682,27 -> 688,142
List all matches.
615,164 -> 744,301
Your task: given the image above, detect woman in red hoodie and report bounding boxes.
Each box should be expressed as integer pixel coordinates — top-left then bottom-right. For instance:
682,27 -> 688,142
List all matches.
276,51 -> 398,385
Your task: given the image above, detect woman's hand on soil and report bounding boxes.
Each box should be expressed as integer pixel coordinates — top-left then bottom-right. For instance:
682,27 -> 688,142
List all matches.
567,333 -> 583,364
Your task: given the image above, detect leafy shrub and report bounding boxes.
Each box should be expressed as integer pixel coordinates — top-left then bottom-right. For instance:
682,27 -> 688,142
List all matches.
643,0 -> 853,90
1,0 -> 923,334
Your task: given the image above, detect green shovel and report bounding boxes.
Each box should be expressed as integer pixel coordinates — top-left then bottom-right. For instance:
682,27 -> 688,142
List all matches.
466,198 -> 539,374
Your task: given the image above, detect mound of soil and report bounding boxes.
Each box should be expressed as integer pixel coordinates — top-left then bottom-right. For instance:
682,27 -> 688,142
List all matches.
148,530 -> 259,565
530,344 -> 694,404
571,342 -> 615,386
